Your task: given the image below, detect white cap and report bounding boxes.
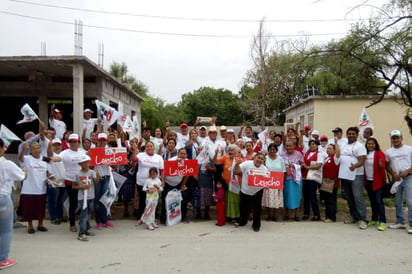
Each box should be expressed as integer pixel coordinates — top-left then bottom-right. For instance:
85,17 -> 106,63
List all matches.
98,133 -> 108,140
53,108 -> 62,113
209,126 -> 217,132
78,154 -> 91,163
311,130 -> 320,136
199,125 -> 207,130
227,129 -> 235,133
220,125 -> 227,131
51,138 -> 62,144
390,130 -> 402,137
68,133 -> 80,142
84,108 -> 94,113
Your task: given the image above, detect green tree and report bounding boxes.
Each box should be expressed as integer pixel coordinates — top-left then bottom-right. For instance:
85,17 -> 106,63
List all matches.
180,87 -> 242,125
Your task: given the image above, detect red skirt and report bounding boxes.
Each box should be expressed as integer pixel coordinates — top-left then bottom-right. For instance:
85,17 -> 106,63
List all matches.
21,194 -> 46,221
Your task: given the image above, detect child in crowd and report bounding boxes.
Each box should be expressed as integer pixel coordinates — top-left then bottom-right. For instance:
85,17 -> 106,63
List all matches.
213,180 -> 226,226
74,155 -> 99,241
141,167 -> 162,231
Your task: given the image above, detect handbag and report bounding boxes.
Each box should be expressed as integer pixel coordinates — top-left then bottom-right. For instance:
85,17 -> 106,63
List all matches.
320,178 -> 335,193
306,161 -> 322,184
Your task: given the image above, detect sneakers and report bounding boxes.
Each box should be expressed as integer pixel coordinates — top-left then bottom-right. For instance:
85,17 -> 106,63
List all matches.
104,221 -> 114,228
85,231 -> 95,236
323,218 -> 334,223
152,223 -> 159,229
78,234 -> 89,241
96,223 -> 104,230
358,220 -> 368,230
147,224 -> 155,231
377,222 -> 386,231
368,220 -> 378,226
70,226 -> 78,232
344,217 -> 356,224
388,223 -> 406,229
0,259 -> 17,269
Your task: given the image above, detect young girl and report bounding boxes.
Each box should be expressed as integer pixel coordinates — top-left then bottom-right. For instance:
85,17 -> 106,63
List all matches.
141,167 -> 162,231
213,180 -> 226,226
74,155 -> 99,241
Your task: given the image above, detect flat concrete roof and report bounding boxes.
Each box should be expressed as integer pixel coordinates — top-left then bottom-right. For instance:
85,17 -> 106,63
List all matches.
0,55 -> 144,102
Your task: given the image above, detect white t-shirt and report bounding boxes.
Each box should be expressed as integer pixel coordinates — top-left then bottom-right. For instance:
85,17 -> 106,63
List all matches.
21,155 -> 48,195
176,132 -> 189,150
83,118 -> 97,139
48,152 -> 66,184
143,177 -> 162,193
329,137 -> 348,149
385,145 -> 412,174
239,160 -> 268,196
39,137 -> 50,158
60,149 -> 86,181
75,169 -> 97,200
49,118 -> 67,140
201,137 -> 227,159
364,151 -> 375,180
338,141 -> 367,180
136,152 -> 164,186
197,136 -> 207,144
0,157 -> 25,196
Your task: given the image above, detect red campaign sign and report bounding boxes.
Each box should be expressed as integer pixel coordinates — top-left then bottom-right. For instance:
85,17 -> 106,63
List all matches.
164,159 -> 198,177
247,168 -> 284,189
89,147 -> 128,166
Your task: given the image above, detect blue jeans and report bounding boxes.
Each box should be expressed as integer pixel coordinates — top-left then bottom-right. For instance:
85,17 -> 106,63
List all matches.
341,176 -> 367,222
394,175 -> 412,225
78,199 -> 93,235
94,176 -> 109,224
0,195 -> 14,261
365,180 -> 386,223
47,186 -> 66,221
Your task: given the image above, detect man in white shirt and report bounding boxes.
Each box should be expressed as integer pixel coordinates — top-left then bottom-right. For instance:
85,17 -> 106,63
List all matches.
330,127 -> 348,148
82,109 -> 98,140
197,126 -> 208,144
49,104 -> 66,140
176,123 -> 189,150
385,130 -> 412,233
338,127 -> 368,229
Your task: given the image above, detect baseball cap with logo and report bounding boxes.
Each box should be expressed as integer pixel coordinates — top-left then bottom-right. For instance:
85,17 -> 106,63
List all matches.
98,133 -> 108,140
78,154 -> 91,164
390,130 -> 402,137
68,133 -> 80,142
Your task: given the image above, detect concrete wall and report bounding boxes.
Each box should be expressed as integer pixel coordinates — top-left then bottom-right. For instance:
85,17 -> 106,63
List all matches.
285,96 -> 412,150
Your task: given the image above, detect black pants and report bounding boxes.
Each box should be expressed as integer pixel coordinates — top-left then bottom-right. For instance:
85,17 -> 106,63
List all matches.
322,188 -> 337,221
135,185 -> 146,220
65,184 -> 78,227
303,179 -> 320,217
239,190 -> 263,229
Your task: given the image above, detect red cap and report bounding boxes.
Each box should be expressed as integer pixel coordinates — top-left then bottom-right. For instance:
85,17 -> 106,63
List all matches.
320,135 -> 328,141
304,125 -> 311,130
180,123 -> 188,128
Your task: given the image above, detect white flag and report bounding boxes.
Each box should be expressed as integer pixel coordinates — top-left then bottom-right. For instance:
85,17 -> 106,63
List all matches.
130,115 -> 140,139
116,101 -> 127,126
95,100 -> 119,126
358,107 -> 374,142
16,103 -> 39,124
122,116 -> 133,133
0,124 -> 22,147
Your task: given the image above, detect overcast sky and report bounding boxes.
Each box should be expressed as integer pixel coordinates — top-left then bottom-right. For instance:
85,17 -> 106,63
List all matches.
0,0 -> 388,103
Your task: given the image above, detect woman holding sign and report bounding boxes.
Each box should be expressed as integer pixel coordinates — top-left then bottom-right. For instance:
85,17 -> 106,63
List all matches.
262,143 -> 286,221
280,140 -> 304,221
235,152 -> 268,232
160,148 -> 189,224
135,141 -> 164,226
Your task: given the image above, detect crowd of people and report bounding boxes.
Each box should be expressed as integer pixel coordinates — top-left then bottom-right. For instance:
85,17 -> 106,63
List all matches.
1,105 -> 412,269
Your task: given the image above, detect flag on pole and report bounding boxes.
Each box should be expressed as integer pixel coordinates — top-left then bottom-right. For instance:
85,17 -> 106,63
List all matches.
122,116 -> 133,133
0,124 -> 22,147
16,103 -> 39,124
358,107 -> 374,142
116,101 -> 127,126
95,100 -> 119,126
130,115 -> 140,139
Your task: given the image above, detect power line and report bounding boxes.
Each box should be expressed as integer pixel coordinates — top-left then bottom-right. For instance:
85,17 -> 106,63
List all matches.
0,10 -> 348,38
9,0 -> 371,23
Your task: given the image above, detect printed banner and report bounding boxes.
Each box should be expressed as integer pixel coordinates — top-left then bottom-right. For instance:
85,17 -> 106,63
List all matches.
17,103 -> 39,124
95,100 -> 119,126
0,124 -> 22,147
89,147 -> 128,166
164,159 -> 198,177
358,107 -> 374,142
247,168 -> 284,189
